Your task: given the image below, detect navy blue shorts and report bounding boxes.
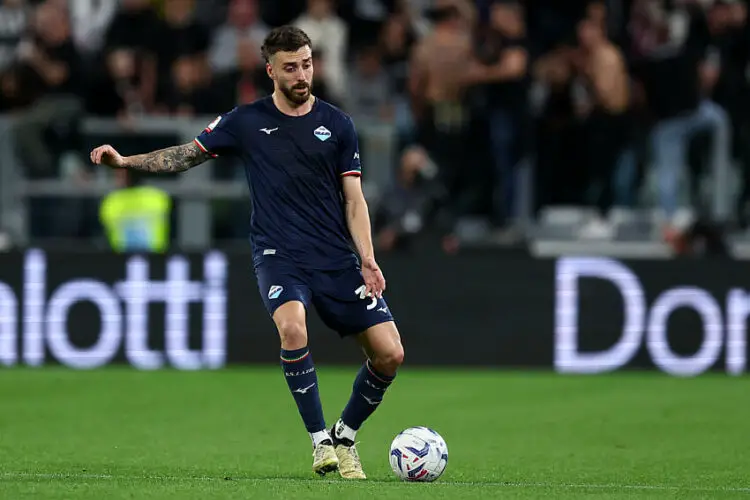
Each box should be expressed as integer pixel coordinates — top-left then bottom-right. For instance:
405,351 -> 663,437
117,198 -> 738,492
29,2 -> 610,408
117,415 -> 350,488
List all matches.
255,258 -> 395,337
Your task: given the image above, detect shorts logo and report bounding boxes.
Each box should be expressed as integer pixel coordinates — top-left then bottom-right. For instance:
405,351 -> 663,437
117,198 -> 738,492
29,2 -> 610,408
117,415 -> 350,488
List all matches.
314,126 -> 332,142
268,285 -> 283,300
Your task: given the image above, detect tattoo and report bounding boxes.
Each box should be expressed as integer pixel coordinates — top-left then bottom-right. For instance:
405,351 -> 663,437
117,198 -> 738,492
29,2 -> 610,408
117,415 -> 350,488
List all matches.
124,142 -> 212,173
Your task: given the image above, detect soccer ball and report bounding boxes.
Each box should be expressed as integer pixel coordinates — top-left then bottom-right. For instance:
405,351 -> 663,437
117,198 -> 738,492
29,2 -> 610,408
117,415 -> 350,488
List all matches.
389,426 -> 448,482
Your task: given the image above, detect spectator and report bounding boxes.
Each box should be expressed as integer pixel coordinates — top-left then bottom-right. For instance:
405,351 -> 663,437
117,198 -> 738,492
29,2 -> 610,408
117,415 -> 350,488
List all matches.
347,45 -> 394,121
373,145 -> 443,252
574,16 -> 631,240
206,0 -> 269,111
531,45 -> 586,211
294,0 -> 348,103
379,13 -> 415,97
526,0 -> 589,56
339,0 -> 393,52
472,0 -> 530,230
379,13 -> 418,148
212,31 -> 267,110
100,169 -> 172,253
629,0 -> 732,240
9,0 -> 750,248
307,49 -> 339,106
104,0 -> 158,58
409,0 -> 481,248
0,0 -> 29,73
393,0 -> 432,38
99,0 -> 159,113
705,0 -> 750,225
67,0 -> 117,55
587,0 -> 608,33
162,55 -> 216,116
13,0 -> 83,178
208,0 -> 268,77
87,47 -> 145,117
150,0 -> 210,111
0,0 -> 33,112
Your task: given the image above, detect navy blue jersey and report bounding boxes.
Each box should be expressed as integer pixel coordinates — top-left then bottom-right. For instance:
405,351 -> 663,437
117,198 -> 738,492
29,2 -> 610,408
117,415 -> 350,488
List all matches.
194,96 -> 362,270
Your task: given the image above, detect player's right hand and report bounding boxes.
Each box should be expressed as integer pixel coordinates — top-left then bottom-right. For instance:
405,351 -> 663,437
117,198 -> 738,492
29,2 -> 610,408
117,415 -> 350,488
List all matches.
90,144 -> 126,168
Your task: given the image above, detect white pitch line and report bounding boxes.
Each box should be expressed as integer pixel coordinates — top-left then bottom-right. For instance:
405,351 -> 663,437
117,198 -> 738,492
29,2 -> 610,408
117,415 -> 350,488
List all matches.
1,472 -> 748,494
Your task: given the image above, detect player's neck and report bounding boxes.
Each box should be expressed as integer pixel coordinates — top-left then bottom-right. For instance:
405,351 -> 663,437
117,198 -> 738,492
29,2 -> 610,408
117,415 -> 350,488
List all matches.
272,92 -> 316,117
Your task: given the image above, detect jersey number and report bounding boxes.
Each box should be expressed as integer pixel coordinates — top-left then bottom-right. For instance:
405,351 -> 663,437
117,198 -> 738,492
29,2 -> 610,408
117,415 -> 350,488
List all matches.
355,285 -> 377,310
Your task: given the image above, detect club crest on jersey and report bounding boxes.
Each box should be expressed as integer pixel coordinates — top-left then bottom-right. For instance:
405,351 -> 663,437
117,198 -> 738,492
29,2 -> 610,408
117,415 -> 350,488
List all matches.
268,285 -> 283,299
313,126 -> 332,142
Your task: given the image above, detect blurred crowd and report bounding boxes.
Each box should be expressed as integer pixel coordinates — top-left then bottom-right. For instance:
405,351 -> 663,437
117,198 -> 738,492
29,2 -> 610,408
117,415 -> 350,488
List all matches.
2,0 -> 750,252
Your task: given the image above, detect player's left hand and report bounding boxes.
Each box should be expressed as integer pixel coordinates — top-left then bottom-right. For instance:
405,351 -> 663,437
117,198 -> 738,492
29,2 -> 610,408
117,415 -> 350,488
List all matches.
361,257 -> 386,299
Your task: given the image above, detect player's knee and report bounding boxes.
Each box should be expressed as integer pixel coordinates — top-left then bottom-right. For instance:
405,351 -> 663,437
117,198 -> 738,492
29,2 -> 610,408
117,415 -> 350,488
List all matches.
374,344 -> 404,374
277,319 -> 308,350
390,345 -> 405,369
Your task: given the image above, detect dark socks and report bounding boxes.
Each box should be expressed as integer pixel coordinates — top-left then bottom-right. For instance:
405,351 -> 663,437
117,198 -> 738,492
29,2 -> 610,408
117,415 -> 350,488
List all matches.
280,347 -> 327,442
339,359 -> 396,435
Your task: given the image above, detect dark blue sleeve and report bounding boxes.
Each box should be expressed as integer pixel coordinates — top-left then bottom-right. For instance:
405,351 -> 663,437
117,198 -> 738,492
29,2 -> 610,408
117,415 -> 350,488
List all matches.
338,116 -> 362,177
194,108 -> 241,158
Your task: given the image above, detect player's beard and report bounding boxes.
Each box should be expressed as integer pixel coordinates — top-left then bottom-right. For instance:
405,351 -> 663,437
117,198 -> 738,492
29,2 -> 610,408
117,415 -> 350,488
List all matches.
281,81 -> 312,105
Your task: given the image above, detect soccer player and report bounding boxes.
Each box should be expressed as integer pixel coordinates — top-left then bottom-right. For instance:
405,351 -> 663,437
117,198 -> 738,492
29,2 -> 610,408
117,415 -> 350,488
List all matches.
90,26 -> 404,480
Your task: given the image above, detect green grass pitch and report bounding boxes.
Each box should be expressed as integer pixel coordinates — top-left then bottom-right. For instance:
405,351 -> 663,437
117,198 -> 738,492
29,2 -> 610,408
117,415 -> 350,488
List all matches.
0,367 -> 748,499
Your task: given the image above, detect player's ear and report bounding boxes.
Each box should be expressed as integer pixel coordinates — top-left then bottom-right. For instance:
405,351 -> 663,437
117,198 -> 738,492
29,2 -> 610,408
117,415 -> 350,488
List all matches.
266,62 -> 274,80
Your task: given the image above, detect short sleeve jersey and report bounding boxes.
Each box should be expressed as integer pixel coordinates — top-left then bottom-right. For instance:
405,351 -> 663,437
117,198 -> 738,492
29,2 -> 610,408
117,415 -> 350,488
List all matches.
194,96 -> 363,270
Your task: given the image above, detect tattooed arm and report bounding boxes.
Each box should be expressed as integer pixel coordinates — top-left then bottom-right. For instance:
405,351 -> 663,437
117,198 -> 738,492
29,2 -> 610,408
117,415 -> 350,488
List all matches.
90,141 -> 212,173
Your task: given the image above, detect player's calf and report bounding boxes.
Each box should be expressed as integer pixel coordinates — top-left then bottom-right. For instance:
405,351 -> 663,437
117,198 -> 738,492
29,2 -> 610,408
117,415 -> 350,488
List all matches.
336,359 -> 398,438
282,344 -> 339,476
281,346 -> 331,447
337,324 -> 404,439
275,303 -> 332,457
332,348 -> 402,480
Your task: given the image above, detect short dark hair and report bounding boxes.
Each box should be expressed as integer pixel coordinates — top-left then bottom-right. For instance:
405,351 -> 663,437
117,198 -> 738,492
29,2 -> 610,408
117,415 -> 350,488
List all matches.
261,26 -> 313,63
